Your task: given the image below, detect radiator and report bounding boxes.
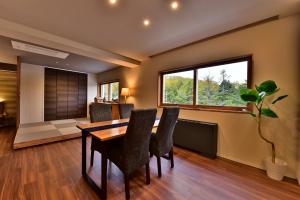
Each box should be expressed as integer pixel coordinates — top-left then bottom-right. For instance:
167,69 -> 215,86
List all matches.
173,119 -> 218,159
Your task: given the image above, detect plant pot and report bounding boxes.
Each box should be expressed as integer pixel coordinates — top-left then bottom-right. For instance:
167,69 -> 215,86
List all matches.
264,157 -> 287,181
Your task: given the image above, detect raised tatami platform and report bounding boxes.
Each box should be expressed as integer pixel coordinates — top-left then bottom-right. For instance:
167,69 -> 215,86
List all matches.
14,118 -> 90,149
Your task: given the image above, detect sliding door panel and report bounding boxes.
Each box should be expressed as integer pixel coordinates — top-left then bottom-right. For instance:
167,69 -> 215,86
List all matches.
78,73 -> 87,118
44,68 -> 87,121
44,68 -> 57,121
67,72 -> 79,119
56,70 -> 68,120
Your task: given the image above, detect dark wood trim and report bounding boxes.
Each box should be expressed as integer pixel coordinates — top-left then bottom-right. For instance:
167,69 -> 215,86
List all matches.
16,57 -> 21,128
0,62 -> 17,71
98,79 -> 120,85
150,16 -> 279,57
192,69 -> 197,106
158,55 -> 253,112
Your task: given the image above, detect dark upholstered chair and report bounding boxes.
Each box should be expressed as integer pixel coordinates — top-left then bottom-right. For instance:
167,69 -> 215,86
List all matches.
89,103 -> 113,166
149,107 -> 179,177
89,103 -> 112,123
105,109 -> 157,199
118,103 -> 134,119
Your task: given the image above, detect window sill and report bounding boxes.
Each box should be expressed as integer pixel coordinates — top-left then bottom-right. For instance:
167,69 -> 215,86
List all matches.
158,104 -> 251,114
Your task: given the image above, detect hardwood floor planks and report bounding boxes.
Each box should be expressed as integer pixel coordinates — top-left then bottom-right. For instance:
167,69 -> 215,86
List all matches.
0,127 -> 299,200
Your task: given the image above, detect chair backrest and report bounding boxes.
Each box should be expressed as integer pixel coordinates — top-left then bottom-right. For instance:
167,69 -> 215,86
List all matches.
155,107 -> 179,155
119,103 -> 134,119
89,103 -> 112,122
122,109 -> 157,174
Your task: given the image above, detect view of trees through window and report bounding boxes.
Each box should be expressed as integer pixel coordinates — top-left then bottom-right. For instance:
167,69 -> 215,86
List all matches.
162,59 -> 250,108
163,70 -> 193,104
100,81 -> 119,101
197,62 -> 248,106
101,83 -> 109,101
111,82 -> 119,100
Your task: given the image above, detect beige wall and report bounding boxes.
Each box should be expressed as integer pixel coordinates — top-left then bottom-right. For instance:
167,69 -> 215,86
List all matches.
98,14 -> 300,178
0,51 -> 17,65
20,63 -> 45,124
87,73 -> 98,117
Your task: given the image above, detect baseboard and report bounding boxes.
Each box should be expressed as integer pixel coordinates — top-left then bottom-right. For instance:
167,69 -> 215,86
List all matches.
217,154 -> 298,182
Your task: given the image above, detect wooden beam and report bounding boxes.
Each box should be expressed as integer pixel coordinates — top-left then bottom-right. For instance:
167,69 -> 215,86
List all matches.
0,18 -> 141,68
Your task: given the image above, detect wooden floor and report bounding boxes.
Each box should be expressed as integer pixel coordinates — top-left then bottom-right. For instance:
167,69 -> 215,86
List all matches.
0,127 -> 299,200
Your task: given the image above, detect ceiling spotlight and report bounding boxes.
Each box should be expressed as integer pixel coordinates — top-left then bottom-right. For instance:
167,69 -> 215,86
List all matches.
109,0 -> 117,5
170,1 -> 179,10
143,19 -> 150,27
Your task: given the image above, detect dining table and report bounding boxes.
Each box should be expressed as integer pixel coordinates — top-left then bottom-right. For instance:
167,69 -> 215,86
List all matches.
76,118 -> 160,199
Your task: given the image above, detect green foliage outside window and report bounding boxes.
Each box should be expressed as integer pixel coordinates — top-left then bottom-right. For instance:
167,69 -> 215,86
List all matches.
111,82 -> 119,100
163,61 -> 248,107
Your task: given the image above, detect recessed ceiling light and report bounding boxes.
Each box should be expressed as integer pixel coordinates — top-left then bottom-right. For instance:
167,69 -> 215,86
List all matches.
170,1 -> 179,10
143,19 -> 150,27
11,41 -> 69,59
109,0 -> 117,5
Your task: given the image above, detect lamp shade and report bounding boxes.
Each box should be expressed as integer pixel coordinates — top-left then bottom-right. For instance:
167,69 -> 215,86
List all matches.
121,88 -> 130,96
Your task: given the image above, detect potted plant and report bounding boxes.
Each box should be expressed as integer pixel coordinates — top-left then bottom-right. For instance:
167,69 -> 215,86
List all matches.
240,80 -> 288,181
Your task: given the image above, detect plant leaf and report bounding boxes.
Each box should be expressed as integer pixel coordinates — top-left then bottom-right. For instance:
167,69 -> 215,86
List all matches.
272,95 -> 288,104
261,108 -> 278,118
240,89 -> 258,102
256,80 -> 278,95
257,91 -> 266,104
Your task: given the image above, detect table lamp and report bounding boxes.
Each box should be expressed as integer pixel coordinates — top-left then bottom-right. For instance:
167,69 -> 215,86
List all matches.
121,88 -> 130,103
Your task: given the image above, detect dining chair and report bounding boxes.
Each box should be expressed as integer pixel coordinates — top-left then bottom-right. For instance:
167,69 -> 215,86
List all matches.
105,108 -> 157,199
118,103 -> 134,119
89,103 -> 113,166
149,107 -> 179,177
89,103 -> 113,123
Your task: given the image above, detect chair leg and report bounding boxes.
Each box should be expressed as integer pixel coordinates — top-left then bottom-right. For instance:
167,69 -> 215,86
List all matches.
124,174 -> 130,200
90,149 -> 94,166
157,156 -> 162,178
169,149 -> 174,169
146,163 -> 150,184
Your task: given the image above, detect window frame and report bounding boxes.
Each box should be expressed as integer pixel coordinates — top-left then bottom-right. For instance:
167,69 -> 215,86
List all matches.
98,80 -> 120,102
158,55 -> 253,112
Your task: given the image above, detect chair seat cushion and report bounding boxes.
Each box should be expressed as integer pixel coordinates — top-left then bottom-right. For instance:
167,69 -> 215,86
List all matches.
91,137 -> 123,154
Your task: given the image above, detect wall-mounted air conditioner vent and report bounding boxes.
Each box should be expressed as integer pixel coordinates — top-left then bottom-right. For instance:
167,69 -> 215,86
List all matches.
11,40 -> 69,59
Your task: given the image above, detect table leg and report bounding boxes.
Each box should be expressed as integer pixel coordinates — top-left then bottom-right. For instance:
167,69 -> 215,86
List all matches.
82,130 -> 87,176
101,152 -> 108,199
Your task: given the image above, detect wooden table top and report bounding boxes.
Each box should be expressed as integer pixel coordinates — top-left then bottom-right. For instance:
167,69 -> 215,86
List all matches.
91,119 -> 160,141
77,118 -> 129,130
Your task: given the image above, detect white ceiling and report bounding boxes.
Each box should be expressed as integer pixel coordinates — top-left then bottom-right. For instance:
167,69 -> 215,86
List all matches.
0,0 -> 299,67
0,36 -> 116,73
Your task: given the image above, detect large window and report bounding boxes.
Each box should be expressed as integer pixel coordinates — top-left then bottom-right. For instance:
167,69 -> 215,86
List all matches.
99,81 -> 119,101
160,56 -> 252,111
